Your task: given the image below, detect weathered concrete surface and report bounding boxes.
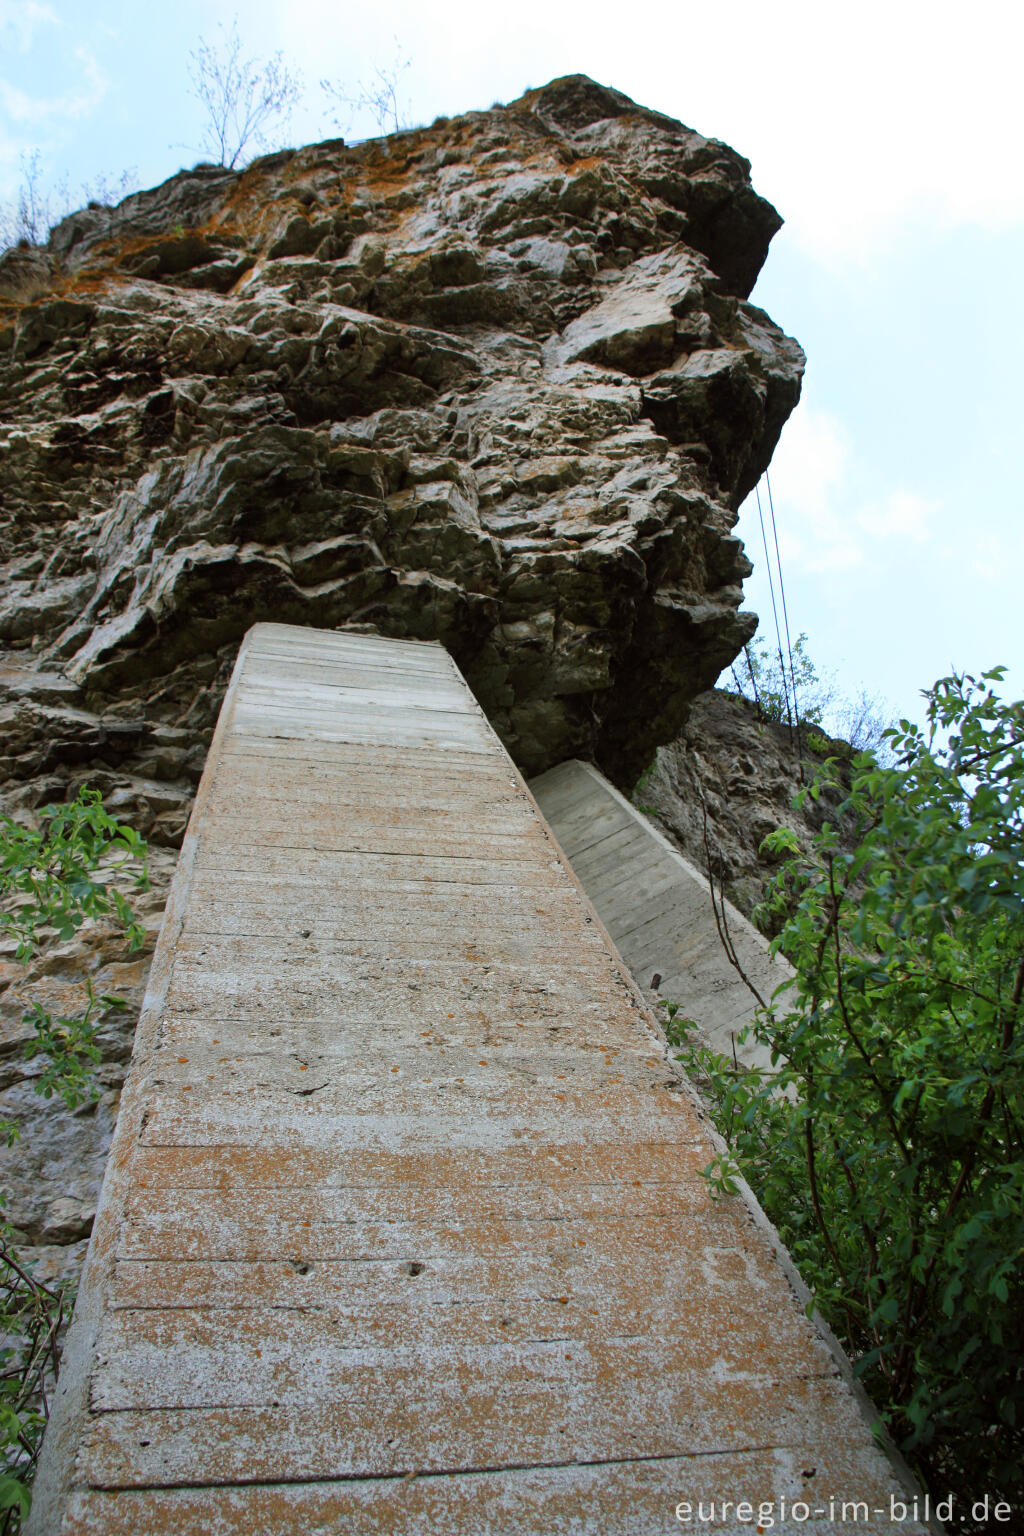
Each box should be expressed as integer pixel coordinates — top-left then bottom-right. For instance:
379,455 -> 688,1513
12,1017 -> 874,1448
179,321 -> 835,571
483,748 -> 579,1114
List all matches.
530,758 -> 792,1071
31,625 -> 924,1535
0,74 -> 805,1308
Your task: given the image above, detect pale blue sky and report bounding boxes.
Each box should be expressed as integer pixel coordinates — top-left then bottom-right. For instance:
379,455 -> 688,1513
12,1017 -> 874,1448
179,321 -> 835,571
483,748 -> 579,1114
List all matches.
3,0 -> 1022,728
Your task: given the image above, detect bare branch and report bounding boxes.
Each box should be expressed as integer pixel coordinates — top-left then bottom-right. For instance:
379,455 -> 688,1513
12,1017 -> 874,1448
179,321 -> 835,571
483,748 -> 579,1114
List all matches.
188,17 -> 303,170
321,41 -> 412,138
698,779 -> 769,1012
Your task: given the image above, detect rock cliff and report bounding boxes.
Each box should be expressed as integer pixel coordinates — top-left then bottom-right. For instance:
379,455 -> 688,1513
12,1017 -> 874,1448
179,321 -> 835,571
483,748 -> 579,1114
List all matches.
0,76 -> 802,1279
636,689 -> 854,928
1,74 -> 802,808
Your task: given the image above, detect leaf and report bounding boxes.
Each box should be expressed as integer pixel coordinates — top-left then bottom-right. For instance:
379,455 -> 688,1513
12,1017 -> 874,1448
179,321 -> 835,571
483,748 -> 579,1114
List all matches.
689,664 -> 1024,1503
0,1473 -> 31,1516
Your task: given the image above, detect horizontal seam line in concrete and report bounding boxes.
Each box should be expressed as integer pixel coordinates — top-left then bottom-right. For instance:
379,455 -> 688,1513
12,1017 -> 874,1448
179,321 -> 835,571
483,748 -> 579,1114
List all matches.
117,1204 -> 711,1225
194,848 -> 554,862
118,1202 -> 708,1216
141,1025 -> 651,1034
544,823 -> 628,859
115,1191 -> 709,1216
194,845 -> 546,857
184,875 -> 556,887
73,1442 -> 811,1493
163,944 -> 601,958
231,709 -> 489,722
172,927 -> 601,938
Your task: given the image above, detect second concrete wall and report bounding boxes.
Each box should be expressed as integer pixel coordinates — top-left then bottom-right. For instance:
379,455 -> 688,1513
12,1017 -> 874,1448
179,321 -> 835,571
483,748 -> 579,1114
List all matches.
530,759 -> 794,1073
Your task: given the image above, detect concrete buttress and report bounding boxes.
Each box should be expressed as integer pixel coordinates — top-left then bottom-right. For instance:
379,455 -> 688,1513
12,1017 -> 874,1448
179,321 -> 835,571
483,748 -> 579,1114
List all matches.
29,624 -> 928,1535
529,759 -> 794,1073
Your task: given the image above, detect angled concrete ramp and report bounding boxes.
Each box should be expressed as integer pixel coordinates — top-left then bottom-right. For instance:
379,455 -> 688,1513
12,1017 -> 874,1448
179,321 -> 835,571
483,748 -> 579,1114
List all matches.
530,760 -> 794,1074
32,625 -> 924,1535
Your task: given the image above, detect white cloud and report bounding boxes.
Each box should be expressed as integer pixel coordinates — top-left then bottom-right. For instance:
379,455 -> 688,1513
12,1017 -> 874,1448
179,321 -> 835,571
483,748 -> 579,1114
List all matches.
973,520 -> 1024,587
631,0 -> 1024,265
752,407 -> 861,571
767,406 -> 848,519
741,406 -> 937,574
0,44 -> 106,125
264,0 -> 1024,266
0,1 -> 57,52
856,491 -> 931,544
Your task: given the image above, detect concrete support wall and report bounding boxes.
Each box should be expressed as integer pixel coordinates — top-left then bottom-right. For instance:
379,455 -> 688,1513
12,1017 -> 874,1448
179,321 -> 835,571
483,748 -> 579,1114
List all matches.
31,626 -> 924,1534
530,759 -> 794,1073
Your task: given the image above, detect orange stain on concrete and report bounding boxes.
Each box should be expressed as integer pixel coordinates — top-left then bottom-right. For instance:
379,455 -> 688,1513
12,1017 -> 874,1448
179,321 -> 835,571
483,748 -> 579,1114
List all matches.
29,625 -> 929,1535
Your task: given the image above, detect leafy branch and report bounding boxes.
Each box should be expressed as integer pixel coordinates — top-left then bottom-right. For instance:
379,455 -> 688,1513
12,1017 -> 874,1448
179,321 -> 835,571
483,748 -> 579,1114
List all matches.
669,667 -> 1024,1524
729,632 -> 896,762
1,788 -> 148,1528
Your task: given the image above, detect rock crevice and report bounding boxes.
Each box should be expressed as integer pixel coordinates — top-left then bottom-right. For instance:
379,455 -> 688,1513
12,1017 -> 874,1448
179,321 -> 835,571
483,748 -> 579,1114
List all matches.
1,74 -> 802,795
0,77 -> 802,1278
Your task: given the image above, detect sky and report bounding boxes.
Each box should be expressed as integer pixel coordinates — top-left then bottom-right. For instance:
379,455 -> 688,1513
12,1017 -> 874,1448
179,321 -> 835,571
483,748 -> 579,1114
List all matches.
2,0 -> 1022,731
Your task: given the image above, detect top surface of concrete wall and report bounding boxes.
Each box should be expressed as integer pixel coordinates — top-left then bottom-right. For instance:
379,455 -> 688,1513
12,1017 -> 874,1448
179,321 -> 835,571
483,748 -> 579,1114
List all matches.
530,759 -> 793,1073
32,626 -> 923,1534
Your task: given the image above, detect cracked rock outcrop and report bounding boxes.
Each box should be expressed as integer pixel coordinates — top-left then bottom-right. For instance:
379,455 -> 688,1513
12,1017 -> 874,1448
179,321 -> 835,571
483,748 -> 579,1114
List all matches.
637,689 -> 857,929
1,74 -> 802,806
0,76 -> 802,1274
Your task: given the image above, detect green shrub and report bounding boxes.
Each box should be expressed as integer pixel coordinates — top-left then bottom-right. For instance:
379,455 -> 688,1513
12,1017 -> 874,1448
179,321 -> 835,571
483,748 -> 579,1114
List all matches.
0,789 -> 147,1527
729,633 -> 895,760
730,631 -> 822,729
668,669 -> 1024,1522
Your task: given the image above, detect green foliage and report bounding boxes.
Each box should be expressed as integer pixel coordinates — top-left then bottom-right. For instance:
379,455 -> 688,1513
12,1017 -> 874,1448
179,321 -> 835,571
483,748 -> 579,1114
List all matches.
731,631 -> 821,728
0,1255 -> 71,1532
0,789 -> 147,964
18,989 -> 128,1123
668,669 -> 1024,1518
667,1018 -> 798,1267
0,789 -> 148,1527
729,632 -> 896,760
631,755 -> 659,816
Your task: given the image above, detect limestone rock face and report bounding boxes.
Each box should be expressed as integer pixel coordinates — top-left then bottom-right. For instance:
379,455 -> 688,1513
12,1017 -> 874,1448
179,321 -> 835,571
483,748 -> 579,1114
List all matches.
637,690 -> 854,927
0,78 -> 802,1276
0,74 -> 802,806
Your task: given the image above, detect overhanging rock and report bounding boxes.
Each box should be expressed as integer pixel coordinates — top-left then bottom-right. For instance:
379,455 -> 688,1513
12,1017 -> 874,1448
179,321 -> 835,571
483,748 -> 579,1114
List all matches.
31,625 -> 926,1535
1,74 -> 804,795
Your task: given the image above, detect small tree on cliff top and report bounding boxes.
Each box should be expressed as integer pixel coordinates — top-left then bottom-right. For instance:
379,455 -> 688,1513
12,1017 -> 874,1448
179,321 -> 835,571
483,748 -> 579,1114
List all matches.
320,40 -> 412,138
188,17 -> 303,170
